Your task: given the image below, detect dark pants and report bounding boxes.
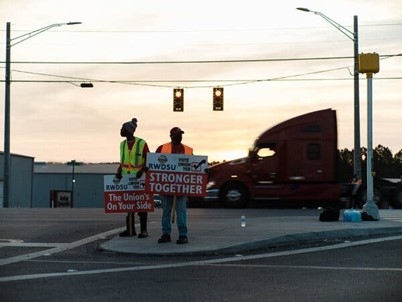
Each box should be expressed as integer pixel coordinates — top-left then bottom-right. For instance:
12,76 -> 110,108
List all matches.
126,212 -> 147,235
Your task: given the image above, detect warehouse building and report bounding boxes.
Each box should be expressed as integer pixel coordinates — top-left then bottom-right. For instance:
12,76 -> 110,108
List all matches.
33,162 -> 117,208
0,152 -> 34,208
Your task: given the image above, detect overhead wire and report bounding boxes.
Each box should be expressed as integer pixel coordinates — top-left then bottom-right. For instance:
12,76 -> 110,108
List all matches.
1,53 -> 401,88
5,53 -> 401,65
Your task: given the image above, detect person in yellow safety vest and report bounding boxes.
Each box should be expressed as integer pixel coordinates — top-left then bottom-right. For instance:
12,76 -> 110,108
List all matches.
155,127 -> 193,244
115,118 -> 150,238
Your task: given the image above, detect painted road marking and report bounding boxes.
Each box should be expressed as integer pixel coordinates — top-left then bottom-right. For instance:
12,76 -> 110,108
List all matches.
206,263 -> 402,272
0,227 -> 125,267
0,242 -> 64,248
380,211 -> 402,222
1,234 -> 402,283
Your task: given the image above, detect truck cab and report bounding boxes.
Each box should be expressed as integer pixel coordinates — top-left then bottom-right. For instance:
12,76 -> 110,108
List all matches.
204,109 -> 342,208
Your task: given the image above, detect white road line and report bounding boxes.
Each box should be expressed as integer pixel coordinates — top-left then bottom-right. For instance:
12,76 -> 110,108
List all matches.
0,239 -> 23,243
0,227 -> 125,267
206,263 -> 402,272
0,242 -> 64,248
1,234 -> 401,283
28,259 -> 144,265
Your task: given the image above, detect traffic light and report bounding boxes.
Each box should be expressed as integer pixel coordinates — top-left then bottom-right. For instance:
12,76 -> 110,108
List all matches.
213,87 -> 224,111
173,88 -> 184,112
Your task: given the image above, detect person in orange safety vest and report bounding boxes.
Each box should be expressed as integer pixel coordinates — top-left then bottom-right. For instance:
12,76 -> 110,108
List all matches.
155,127 -> 193,244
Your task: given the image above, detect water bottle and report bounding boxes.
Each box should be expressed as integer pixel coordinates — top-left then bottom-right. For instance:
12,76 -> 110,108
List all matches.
343,209 -> 351,222
240,215 -> 246,227
356,210 -> 362,222
351,209 -> 362,222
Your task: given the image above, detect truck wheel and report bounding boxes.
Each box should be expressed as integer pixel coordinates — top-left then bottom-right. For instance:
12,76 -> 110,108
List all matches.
392,186 -> 402,209
221,184 -> 248,208
356,187 -> 383,209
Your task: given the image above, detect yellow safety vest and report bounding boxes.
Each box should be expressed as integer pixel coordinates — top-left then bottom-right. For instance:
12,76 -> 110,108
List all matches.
160,142 -> 193,155
120,138 -> 146,174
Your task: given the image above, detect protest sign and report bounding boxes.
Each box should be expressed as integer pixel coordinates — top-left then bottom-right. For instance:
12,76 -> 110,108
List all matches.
145,153 -> 208,197
104,174 -> 154,213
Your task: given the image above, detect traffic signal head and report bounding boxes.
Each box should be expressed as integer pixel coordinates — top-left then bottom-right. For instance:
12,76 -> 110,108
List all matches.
213,87 -> 224,111
173,88 -> 184,112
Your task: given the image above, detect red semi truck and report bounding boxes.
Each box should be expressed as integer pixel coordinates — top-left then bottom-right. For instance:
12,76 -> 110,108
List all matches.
204,109 -> 402,209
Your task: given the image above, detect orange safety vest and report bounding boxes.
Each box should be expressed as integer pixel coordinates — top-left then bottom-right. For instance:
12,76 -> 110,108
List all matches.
160,142 -> 193,155
120,138 -> 146,174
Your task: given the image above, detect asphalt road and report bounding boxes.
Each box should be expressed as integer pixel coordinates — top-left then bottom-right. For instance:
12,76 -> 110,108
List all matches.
1,208 -> 401,302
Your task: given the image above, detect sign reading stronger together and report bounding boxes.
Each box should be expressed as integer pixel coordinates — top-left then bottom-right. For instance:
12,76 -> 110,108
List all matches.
145,153 -> 208,197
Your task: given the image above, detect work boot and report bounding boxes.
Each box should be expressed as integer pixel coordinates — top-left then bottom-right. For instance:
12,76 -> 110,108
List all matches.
158,234 -> 171,243
138,231 -> 148,238
119,230 -> 131,237
176,236 -> 188,244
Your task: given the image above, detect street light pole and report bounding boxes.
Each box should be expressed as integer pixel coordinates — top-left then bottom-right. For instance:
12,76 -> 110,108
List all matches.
3,21 -> 81,208
353,16 -> 361,179
3,23 -> 11,208
297,8 -> 361,178
67,160 -> 82,208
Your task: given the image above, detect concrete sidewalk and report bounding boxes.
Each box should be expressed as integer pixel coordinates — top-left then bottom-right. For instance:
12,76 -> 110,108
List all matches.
100,209 -> 402,256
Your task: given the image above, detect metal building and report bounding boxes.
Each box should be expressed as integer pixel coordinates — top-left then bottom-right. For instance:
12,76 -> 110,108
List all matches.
33,162 -> 117,208
0,152 -> 34,208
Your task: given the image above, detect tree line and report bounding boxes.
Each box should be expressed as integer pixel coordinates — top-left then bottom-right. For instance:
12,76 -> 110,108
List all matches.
338,145 -> 402,182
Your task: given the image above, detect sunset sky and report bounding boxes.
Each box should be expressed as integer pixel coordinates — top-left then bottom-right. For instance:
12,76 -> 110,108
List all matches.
1,0 -> 401,163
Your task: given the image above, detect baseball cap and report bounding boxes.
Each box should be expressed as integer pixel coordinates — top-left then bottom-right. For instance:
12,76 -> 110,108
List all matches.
170,127 -> 184,135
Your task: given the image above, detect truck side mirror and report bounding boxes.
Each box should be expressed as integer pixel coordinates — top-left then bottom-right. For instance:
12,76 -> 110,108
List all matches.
248,149 -> 258,161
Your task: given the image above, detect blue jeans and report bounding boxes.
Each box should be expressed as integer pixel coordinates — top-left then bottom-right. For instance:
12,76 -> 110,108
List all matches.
160,195 -> 187,237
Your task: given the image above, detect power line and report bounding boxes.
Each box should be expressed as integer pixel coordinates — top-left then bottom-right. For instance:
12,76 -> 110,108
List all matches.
2,53 -> 400,89
5,68 -> 401,90
6,77 -> 401,83
2,53 -> 400,65
4,56 -> 352,65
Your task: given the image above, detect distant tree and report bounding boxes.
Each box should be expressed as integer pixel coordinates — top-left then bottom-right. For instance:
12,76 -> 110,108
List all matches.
338,148 -> 354,181
339,148 -> 354,166
392,149 -> 402,178
373,145 -> 393,177
337,145 -> 402,180
374,144 -> 393,164
394,149 -> 402,164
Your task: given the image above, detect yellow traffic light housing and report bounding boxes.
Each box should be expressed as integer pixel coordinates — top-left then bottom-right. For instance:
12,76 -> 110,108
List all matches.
173,88 -> 184,112
358,53 -> 380,74
213,87 -> 224,111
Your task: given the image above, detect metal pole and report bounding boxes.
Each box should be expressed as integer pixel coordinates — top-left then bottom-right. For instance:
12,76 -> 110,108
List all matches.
72,162 -> 75,208
353,16 -> 361,178
3,22 -> 11,208
363,73 -> 379,220
366,76 -> 373,203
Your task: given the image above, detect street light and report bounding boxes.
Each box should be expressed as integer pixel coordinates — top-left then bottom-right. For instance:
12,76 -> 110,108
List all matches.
297,8 -> 361,179
67,160 -> 82,208
80,83 -> 94,88
3,21 -> 81,208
